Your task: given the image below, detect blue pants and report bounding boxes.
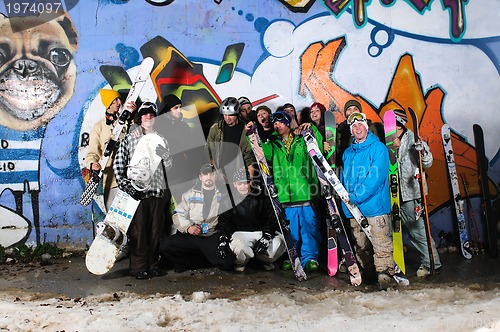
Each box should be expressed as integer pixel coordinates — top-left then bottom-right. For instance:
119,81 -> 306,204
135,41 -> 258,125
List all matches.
284,205 -> 321,268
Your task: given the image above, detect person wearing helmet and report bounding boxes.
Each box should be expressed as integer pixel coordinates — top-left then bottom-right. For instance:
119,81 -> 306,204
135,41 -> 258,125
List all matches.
113,101 -> 173,280
206,97 -> 256,184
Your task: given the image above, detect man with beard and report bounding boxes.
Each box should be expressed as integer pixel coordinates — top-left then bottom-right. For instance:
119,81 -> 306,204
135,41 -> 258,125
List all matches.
155,94 -> 199,201
159,164 -> 232,272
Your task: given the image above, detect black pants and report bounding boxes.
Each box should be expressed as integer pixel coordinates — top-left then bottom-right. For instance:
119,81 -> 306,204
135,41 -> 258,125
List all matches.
160,232 -> 232,270
129,195 -> 171,274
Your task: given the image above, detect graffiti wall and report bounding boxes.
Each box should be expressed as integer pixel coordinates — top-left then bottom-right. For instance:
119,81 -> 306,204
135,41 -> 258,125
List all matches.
0,0 -> 498,250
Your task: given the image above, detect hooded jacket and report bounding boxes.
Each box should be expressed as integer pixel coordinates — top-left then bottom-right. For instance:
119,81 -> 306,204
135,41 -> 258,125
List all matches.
341,130 -> 390,218
397,129 -> 432,202
261,126 -> 322,204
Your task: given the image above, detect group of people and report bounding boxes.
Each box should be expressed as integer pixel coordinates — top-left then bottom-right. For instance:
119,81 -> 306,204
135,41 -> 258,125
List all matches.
86,90 -> 441,289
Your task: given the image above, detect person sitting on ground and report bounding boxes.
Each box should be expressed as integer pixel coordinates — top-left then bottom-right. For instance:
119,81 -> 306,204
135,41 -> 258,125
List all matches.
159,164 -> 232,272
216,168 -> 286,272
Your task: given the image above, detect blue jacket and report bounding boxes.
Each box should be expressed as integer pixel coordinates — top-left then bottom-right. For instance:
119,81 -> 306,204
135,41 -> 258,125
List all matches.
341,131 -> 390,218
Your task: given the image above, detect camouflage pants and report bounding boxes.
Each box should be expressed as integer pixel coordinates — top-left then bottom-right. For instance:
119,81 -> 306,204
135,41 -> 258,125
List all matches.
349,214 -> 394,274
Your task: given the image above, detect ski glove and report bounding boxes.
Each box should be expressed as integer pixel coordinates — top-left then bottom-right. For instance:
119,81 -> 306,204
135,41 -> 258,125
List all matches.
413,140 -> 429,155
123,183 -> 145,201
217,235 -> 230,259
155,144 -> 173,169
253,232 -> 272,255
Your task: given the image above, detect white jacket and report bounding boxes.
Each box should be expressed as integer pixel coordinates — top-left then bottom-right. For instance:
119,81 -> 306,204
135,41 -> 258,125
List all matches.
397,129 -> 433,202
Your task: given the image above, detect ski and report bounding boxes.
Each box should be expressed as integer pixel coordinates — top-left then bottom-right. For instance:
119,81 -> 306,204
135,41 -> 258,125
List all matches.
302,128 -> 408,286
307,121 -> 360,284
408,108 -> 435,275
473,124 -> 498,258
442,124 -> 472,259
80,57 -> 154,206
323,111 -> 340,277
383,110 -> 406,274
322,185 -> 361,285
302,129 -> 373,241
460,174 -> 483,254
324,111 -> 336,166
246,124 -> 307,282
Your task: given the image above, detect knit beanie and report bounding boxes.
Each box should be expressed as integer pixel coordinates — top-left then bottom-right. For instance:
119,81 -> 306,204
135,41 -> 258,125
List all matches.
343,99 -> 362,115
238,96 -> 252,107
393,109 -> 408,126
256,105 -> 272,116
348,112 -> 369,134
233,168 -> 249,183
310,102 -> 326,113
100,89 -> 120,109
160,94 -> 182,115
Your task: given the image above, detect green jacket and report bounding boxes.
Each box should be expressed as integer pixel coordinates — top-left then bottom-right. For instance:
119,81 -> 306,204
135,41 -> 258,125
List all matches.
261,126 -> 323,204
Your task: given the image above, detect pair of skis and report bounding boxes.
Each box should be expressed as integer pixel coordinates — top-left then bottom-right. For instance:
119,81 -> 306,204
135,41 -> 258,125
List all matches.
247,121 -> 360,285
304,120 -> 362,286
302,127 -> 408,286
246,125 -> 307,282
80,57 -> 155,207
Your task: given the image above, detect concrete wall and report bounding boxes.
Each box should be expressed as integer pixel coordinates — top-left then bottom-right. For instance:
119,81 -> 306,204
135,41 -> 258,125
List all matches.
0,0 -> 498,249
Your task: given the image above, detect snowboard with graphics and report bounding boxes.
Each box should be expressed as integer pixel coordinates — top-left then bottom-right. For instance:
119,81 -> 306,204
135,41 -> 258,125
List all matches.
442,124 -> 472,259
384,110 -> 406,274
323,111 -> 339,277
85,133 -> 166,275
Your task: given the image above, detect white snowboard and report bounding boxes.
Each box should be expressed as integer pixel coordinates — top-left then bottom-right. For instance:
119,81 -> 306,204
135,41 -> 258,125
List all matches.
86,133 -> 166,275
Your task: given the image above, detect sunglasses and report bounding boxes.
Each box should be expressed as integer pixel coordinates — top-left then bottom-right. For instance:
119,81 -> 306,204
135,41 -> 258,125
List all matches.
347,112 -> 367,126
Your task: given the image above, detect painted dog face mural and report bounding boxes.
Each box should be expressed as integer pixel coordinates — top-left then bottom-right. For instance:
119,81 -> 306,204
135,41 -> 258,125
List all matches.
0,14 -> 78,131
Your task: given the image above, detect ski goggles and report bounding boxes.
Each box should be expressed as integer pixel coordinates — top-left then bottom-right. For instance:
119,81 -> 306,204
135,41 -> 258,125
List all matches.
347,112 -> 367,126
271,111 -> 291,126
137,101 -> 158,117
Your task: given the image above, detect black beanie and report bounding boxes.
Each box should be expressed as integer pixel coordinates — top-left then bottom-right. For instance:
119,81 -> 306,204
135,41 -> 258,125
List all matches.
161,94 -> 182,115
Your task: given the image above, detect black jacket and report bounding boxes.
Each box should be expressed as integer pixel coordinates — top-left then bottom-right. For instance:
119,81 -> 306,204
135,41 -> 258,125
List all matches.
217,188 -> 278,238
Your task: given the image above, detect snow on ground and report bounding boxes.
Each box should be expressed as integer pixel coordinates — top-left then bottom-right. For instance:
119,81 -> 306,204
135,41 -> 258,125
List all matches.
1,286 -> 499,331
